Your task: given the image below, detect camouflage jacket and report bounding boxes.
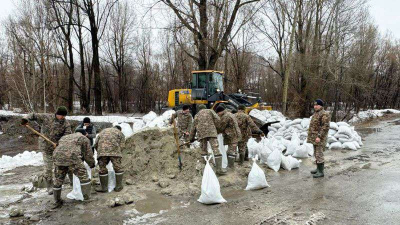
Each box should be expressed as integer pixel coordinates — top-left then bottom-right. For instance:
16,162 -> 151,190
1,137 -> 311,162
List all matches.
53,133 -> 95,167
235,110 -> 263,140
217,111 -> 242,144
170,110 -> 193,135
189,109 -> 220,141
94,128 -> 125,158
307,108 -> 330,146
24,113 -> 72,148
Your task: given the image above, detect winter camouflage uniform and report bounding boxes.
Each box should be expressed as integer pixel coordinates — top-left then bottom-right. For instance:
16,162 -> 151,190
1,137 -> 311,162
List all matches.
94,128 -> 125,174
189,109 -> 221,155
217,111 -> 242,156
307,108 -> 330,163
235,110 -> 263,154
24,113 -> 72,180
169,110 -> 193,142
52,133 -> 95,188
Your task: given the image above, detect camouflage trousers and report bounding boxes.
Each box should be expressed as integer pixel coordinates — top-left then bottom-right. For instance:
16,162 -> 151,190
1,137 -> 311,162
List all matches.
227,143 -> 238,156
200,137 -> 219,156
237,138 -> 249,154
98,156 -> 124,175
40,143 -> 54,181
314,144 -> 325,164
54,163 -> 90,188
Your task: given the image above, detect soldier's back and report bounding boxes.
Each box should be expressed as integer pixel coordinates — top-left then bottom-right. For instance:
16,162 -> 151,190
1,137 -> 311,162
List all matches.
53,133 -> 83,166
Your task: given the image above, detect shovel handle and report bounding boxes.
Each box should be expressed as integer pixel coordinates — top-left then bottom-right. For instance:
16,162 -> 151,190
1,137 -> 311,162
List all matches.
24,124 -> 57,148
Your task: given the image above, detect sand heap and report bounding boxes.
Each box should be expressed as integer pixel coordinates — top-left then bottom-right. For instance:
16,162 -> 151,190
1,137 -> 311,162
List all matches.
122,127 -> 200,183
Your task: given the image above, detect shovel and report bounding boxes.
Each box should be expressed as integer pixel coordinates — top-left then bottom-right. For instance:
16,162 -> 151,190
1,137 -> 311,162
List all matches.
23,123 -> 57,148
172,119 -> 183,170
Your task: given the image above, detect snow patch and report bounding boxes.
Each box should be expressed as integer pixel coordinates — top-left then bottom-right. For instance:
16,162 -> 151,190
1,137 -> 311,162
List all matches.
0,151 -> 43,174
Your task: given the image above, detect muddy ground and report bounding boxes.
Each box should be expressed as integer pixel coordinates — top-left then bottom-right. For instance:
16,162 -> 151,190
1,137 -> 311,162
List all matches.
1,115 -> 400,224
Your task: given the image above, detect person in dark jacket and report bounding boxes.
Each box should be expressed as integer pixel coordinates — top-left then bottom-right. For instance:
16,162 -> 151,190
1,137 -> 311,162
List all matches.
75,117 -> 97,151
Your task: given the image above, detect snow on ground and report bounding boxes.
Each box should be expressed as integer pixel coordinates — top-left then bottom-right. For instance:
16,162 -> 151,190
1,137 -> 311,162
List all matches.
349,109 -> 400,123
0,151 -> 43,174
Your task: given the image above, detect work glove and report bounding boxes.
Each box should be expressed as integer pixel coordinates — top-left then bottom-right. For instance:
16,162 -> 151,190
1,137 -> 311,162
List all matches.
21,118 -> 28,125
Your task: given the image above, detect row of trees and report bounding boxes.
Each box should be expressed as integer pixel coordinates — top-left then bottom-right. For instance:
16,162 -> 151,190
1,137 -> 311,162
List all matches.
0,0 -> 399,120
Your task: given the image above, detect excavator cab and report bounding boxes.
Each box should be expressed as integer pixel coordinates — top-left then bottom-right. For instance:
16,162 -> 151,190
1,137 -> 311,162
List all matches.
190,71 -> 224,101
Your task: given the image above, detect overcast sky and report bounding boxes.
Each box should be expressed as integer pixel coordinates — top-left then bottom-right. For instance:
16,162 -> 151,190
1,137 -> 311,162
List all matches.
0,0 -> 399,39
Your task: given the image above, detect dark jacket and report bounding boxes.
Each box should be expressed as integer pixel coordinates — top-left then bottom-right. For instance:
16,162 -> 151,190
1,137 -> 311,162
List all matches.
75,122 -> 97,146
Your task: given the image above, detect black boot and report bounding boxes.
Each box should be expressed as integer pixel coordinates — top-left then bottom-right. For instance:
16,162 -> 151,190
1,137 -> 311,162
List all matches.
95,174 -> 108,193
51,187 -> 63,209
239,152 -> 245,165
313,163 -> 324,178
114,172 -> 124,192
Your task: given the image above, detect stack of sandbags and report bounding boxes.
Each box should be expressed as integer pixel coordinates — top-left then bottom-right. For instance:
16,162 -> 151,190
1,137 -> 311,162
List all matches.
328,122 -> 363,150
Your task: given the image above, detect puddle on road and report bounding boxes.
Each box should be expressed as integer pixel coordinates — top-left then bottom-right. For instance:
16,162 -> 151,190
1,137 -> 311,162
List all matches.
222,189 -> 245,199
390,120 -> 400,125
135,191 -> 172,214
356,127 -> 382,137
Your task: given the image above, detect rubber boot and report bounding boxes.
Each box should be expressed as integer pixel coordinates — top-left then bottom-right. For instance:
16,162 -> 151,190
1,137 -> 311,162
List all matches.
81,181 -> 92,200
114,172 -> 124,192
310,163 -> 318,174
51,187 -> 63,209
95,174 -> 108,193
46,179 -> 54,195
227,154 -> 236,169
215,155 -> 226,175
244,148 -> 249,161
313,163 -> 324,178
239,152 -> 245,165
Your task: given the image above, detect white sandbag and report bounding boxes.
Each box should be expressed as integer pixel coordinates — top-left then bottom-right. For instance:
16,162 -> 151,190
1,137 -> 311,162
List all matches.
328,129 -> 337,136
328,136 -> 338,144
67,162 -> 91,201
291,118 -> 303,125
249,109 -> 267,122
245,156 -> 269,190
271,123 -> 282,129
198,156 -> 227,204
334,133 -> 351,139
107,162 -> 116,192
301,119 -> 310,129
268,126 -> 278,133
339,136 -> 355,143
112,122 -> 133,138
285,131 -> 300,156
282,155 -> 301,171
143,111 -> 157,124
292,124 -> 303,131
267,149 -> 282,172
342,142 -> 357,151
217,134 -> 228,168
337,126 -> 353,137
337,122 -> 350,127
132,120 -> 145,133
353,141 -> 361,149
147,116 -> 165,128
330,122 -> 339,130
293,145 -> 309,158
329,142 -> 342,150
161,110 -> 175,122
303,142 -> 314,156
247,138 -> 260,159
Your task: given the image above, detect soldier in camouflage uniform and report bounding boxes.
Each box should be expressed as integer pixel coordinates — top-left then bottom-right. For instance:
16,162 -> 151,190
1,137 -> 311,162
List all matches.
307,99 -> 330,178
216,105 -> 242,170
94,126 -> 125,192
169,105 -> 193,143
189,104 -> 226,174
52,129 -> 95,208
21,106 -> 72,195
235,105 -> 264,164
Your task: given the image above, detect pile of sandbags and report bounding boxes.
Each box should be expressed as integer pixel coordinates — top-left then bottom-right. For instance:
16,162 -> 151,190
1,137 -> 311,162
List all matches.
132,110 -> 175,133
328,122 -> 363,150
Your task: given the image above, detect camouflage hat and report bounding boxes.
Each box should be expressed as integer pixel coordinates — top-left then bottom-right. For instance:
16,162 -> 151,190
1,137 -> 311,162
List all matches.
198,104 -> 206,111
56,106 -> 68,116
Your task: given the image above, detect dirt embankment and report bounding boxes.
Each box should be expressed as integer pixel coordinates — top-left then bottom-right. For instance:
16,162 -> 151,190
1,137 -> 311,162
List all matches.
0,114 -> 115,157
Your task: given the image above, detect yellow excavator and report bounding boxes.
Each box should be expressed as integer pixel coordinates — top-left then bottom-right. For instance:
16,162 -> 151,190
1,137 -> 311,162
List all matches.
166,70 -> 275,134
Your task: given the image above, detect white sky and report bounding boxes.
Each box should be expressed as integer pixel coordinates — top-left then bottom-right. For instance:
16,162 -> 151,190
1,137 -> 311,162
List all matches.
0,0 -> 399,38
